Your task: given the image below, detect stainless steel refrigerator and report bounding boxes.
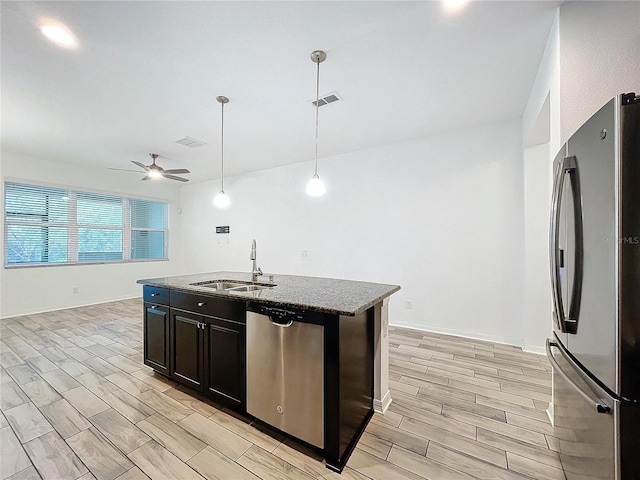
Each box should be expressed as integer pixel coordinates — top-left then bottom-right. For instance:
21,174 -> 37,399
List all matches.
546,92 -> 640,480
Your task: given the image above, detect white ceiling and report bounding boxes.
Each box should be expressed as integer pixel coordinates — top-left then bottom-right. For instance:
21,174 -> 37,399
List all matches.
1,1 -> 559,184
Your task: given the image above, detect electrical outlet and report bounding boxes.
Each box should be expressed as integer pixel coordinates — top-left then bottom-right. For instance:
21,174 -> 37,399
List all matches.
405,300 -> 413,309
301,250 -> 308,257
73,286 -> 79,294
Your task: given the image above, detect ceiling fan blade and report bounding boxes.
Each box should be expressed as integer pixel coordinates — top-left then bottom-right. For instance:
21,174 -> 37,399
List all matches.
162,168 -> 190,175
131,160 -> 150,171
141,175 -> 152,181
109,168 -> 143,173
163,174 -> 189,182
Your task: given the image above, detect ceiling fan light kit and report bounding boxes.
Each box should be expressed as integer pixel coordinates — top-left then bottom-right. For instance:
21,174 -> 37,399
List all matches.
306,50 -> 327,198
213,95 -> 231,209
113,153 -> 191,182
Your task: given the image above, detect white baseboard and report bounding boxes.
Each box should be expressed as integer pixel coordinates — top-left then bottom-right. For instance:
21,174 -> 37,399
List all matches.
373,390 -> 392,414
0,295 -> 141,320
390,321 -> 547,355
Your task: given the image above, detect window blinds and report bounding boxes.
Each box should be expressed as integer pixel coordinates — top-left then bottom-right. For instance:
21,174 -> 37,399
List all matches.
4,182 -> 168,266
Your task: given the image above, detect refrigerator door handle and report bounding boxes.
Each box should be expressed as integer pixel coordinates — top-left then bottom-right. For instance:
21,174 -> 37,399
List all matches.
550,159 -> 565,332
546,339 -> 611,414
549,155 -> 584,334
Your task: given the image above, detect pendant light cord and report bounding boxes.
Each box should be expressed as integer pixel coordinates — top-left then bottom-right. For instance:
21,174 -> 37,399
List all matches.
220,100 -> 225,192
314,57 -> 320,177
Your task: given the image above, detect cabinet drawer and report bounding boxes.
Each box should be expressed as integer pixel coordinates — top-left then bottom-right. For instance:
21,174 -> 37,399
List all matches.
143,286 -> 169,305
170,291 -> 246,323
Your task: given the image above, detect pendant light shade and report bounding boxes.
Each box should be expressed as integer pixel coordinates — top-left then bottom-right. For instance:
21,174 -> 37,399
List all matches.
213,95 -> 231,209
306,50 -> 327,197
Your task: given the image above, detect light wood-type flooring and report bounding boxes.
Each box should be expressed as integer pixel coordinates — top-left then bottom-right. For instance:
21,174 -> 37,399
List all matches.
0,299 -> 563,480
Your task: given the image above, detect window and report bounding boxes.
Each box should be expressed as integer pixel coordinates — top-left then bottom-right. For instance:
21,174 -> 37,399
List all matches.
4,182 -> 168,267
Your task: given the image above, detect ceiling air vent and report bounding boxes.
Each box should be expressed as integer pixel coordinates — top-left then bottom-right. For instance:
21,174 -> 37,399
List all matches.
176,136 -> 207,148
311,91 -> 342,107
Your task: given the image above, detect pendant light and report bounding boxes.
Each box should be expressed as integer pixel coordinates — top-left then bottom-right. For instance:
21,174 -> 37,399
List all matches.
213,95 -> 231,209
306,50 -> 327,197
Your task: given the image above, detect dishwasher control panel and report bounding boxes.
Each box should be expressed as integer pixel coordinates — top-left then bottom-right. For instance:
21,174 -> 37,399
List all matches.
247,303 -> 325,325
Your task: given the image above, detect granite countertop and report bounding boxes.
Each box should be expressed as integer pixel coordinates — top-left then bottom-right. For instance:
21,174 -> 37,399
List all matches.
137,271 -> 400,316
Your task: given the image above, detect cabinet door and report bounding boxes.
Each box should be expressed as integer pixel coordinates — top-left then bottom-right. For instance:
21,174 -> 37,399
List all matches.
204,317 -> 245,407
143,303 -> 170,376
170,309 -> 204,392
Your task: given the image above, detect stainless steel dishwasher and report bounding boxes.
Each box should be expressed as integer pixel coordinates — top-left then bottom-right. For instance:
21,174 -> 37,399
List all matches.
246,304 -> 324,448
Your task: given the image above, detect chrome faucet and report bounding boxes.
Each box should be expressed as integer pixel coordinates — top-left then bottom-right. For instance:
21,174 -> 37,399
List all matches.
250,239 -> 263,281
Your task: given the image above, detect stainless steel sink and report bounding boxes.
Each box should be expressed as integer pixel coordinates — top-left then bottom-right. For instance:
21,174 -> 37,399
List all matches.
190,279 -> 275,292
227,285 -> 270,292
191,280 -> 246,290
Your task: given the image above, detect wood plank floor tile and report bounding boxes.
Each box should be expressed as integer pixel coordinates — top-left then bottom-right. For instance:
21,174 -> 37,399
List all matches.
188,446 -> 260,480
208,408 -> 285,453
236,445 -> 315,480
130,370 -> 177,393
4,301 -> 560,480
161,387 -> 219,418
426,443 -> 528,480
23,430 -> 88,480
20,378 -> 63,407
113,466 -> 149,480
39,398 -> 92,439
105,355 -> 143,374
128,440 -> 204,480
365,417 -> 429,456
4,465 -> 41,480
178,412 -> 252,461
62,386 -> 110,418
356,431 -> 393,460
0,410 -> 8,428
135,389 -> 193,423
40,369 -> 81,394
388,379 -> 419,396
346,448 -> 424,480
4,402 -> 54,443
90,408 -> 151,454
477,427 -> 562,470
398,416 -> 507,468
67,427 -> 134,480
378,405 -> 477,440
506,451 -> 566,480
5,364 -> 41,385
1,426 -> 32,478
476,394 -> 547,421
25,356 -> 58,375
0,379 -> 31,410
270,438 -> 329,478
83,357 -> 121,377
136,413 -> 206,462
105,372 -> 151,396
387,444 -> 476,480
442,406 -> 547,448
505,411 -> 555,436
101,389 -> 156,424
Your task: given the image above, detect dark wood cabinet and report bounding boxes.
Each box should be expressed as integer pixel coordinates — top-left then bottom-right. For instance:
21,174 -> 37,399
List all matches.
143,303 -> 170,375
170,309 -> 205,392
169,307 -> 246,407
143,286 -> 170,376
204,317 -> 245,407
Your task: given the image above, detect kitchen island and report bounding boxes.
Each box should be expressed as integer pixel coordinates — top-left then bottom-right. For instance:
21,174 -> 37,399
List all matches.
137,272 -> 399,472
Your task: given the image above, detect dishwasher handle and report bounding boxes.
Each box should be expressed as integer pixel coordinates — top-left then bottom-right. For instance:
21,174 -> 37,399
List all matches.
259,306 -> 296,327
270,317 -> 294,327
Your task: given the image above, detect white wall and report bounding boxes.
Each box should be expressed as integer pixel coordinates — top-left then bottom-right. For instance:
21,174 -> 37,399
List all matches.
0,152 -> 182,318
179,120 -> 526,346
559,1 -> 640,143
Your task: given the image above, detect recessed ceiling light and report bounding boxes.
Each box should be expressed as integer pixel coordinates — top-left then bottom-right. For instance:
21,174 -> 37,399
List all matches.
40,23 -> 77,48
443,0 -> 469,9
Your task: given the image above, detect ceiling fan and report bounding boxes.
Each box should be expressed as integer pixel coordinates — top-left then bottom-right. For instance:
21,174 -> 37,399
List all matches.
110,153 -> 190,182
